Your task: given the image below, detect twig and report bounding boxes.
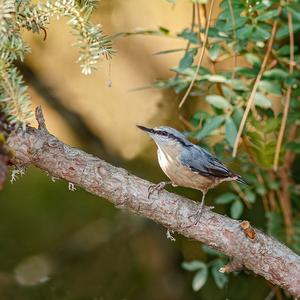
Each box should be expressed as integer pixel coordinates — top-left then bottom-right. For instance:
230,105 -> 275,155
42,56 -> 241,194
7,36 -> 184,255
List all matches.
215,53 -> 244,64
188,4 -> 196,47
272,50 -> 299,71
175,4 -> 196,80
35,106 -> 48,132
232,182 -> 251,209
178,3 -> 204,127
265,288 -> 275,300
273,11 -> 294,171
178,115 -> 197,131
232,18 -> 279,157
272,11 -> 295,241
195,3 -> 202,42
274,287 -> 283,300
227,0 -> 237,78
279,168 -> 294,241
178,0 -> 215,108
285,124 -> 298,168
219,258 -> 243,273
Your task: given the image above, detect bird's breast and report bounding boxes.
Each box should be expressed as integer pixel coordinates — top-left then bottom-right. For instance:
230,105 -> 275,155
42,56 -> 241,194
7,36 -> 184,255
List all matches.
157,148 -> 214,191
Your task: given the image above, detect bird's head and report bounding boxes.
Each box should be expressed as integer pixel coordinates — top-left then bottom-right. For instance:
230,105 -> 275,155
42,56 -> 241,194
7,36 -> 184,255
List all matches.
137,125 -> 189,148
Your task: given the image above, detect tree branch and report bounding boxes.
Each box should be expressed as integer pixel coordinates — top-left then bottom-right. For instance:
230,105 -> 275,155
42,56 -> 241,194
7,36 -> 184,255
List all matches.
6,109 -> 300,297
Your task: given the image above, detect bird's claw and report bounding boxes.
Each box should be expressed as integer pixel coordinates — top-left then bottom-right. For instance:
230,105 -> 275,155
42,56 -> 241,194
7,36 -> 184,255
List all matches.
147,181 -> 170,199
186,194 -> 214,227
187,204 -> 214,226
188,206 -> 204,225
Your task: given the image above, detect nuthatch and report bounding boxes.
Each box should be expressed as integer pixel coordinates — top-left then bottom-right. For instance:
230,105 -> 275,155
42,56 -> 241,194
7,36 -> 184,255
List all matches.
137,125 -> 246,221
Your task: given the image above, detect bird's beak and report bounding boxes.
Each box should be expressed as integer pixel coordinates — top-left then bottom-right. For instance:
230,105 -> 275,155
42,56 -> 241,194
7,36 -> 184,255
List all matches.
136,125 -> 155,134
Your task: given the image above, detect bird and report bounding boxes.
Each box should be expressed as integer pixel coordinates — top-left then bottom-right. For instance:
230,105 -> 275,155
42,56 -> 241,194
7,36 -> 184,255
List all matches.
137,125 -> 246,222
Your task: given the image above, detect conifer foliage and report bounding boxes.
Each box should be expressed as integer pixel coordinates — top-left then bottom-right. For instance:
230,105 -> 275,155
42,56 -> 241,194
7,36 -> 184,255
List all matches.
0,0 -> 113,124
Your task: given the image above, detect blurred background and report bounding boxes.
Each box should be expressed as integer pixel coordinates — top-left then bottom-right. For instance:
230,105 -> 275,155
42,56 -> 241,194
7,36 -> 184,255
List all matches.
1,0 -> 274,299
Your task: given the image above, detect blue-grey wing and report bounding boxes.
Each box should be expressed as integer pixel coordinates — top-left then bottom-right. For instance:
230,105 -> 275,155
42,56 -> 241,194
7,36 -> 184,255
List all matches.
180,145 -> 235,179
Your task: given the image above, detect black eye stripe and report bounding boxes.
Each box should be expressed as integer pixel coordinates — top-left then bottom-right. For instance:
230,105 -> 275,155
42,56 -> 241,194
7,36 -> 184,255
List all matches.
157,130 -> 172,138
155,130 -> 191,147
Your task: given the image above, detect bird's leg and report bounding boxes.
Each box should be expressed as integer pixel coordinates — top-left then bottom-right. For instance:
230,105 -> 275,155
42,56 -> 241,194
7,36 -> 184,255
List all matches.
148,181 -> 172,199
199,191 -> 206,214
195,192 -> 206,223
187,191 -> 207,225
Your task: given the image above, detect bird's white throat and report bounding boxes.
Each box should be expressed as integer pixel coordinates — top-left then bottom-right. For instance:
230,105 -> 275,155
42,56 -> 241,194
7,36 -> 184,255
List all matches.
157,147 -> 172,171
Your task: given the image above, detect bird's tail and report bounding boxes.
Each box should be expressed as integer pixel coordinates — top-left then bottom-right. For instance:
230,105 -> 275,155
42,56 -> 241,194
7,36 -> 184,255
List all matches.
236,175 -> 248,185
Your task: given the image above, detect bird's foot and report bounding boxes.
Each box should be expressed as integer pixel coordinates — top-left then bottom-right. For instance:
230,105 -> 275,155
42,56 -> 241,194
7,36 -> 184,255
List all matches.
187,204 -> 214,226
188,205 -> 204,225
187,194 -> 215,226
148,181 -> 171,199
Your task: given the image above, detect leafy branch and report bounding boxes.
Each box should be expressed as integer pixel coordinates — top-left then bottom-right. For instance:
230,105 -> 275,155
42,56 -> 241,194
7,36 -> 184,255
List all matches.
0,0 -> 114,124
141,0 -> 300,294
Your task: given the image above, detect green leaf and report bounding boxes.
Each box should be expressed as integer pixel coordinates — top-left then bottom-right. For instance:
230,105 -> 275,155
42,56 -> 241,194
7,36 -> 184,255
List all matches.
245,53 -> 261,66
286,76 -> 298,87
256,185 -> 267,196
191,111 -> 209,127
277,45 -> 298,56
266,212 -> 285,242
208,44 -> 221,61
174,82 -> 190,93
232,107 -> 243,126
227,79 -> 249,91
256,9 -> 279,21
263,68 -> 288,79
245,190 -> 256,203
221,85 -> 237,101
252,26 -> 271,41
254,92 -> 272,108
223,16 -> 247,31
265,118 -> 280,133
287,5 -> 300,21
192,267 -> 208,291
215,192 -> 237,204
195,116 -> 225,140
236,67 -> 257,78
276,23 -> 300,40
259,80 -> 282,96
225,117 -> 237,147
182,260 -> 206,271
178,29 -> 200,44
178,49 -> 196,72
202,245 -> 222,256
206,95 -> 231,109
286,142 -> 300,153
236,25 -> 253,40
268,181 -> 280,190
206,75 -> 227,83
159,26 -> 170,34
230,199 -> 243,219
211,260 -> 228,289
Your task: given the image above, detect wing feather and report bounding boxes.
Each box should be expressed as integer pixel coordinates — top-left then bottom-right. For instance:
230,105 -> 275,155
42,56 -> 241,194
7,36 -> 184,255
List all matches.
181,145 -> 235,179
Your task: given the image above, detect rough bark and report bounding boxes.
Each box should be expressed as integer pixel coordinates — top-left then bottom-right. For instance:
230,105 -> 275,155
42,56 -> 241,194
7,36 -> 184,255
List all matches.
6,109 -> 300,297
